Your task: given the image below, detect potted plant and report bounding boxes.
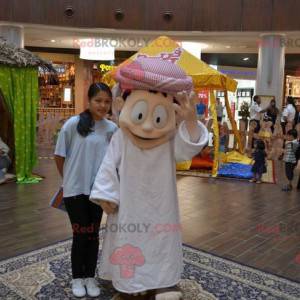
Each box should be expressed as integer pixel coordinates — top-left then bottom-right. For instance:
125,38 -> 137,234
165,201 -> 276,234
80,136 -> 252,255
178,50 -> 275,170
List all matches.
238,101 -> 250,130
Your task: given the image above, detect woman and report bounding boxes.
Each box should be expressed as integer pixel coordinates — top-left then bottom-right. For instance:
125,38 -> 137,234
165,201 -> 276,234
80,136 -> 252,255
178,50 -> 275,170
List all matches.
54,83 -> 117,298
266,98 -> 279,132
281,96 -> 296,134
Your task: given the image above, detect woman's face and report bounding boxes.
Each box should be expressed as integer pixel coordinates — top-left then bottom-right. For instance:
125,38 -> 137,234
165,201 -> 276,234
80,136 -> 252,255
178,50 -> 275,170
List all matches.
89,90 -> 112,121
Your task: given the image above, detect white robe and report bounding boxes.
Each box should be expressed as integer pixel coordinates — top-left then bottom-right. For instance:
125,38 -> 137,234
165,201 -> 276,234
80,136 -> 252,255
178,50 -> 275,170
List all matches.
90,121 -> 208,293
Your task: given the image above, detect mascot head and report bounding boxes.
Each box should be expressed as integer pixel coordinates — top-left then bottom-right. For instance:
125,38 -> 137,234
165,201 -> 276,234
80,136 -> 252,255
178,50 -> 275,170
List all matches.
113,56 -> 193,149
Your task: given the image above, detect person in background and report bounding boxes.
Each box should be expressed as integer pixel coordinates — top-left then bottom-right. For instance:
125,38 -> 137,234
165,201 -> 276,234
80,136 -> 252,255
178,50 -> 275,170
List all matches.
219,122 -> 229,153
294,103 -> 300,125
0,137 -> 11,184
196,98 -> 207,123
258,118 -> 273,152
250,95 -> 267,133
282,129 -> 299,192
281,96 -> 296,134
265,98 -> 279,132
250,139 -> 267,184
247,120 -> 258,156
216,97 -> 224,123
54,83 -> 118,298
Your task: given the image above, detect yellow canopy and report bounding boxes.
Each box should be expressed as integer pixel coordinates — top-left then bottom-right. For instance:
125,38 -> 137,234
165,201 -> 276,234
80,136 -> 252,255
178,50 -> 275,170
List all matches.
103,36 -> 237,92
104,36 -> 243,177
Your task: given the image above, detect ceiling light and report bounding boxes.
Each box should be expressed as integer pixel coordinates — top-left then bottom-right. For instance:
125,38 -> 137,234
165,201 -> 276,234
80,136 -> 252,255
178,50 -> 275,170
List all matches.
243,57 -> 249,61
51,39 -> 56,43
225,45 -> 231,49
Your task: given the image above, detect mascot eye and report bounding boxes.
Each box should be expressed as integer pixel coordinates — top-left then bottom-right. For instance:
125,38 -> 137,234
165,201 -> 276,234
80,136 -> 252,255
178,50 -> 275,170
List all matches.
131,100 -> 148,124
153,105 -> 168,129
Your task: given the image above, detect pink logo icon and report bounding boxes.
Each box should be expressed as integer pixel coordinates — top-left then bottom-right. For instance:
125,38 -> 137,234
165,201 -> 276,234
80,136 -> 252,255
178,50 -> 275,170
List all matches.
110,244 -> 145,279
137,47 -> 182,64
295,253 -> 300,265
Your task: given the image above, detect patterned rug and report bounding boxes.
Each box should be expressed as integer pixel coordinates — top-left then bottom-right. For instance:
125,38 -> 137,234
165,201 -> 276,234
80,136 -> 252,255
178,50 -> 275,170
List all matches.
177,160 -> 276,184
0,235 -> 299,300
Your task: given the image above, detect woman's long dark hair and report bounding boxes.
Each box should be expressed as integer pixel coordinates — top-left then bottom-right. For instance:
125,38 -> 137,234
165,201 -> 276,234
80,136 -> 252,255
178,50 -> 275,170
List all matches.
77,83 -> 112,137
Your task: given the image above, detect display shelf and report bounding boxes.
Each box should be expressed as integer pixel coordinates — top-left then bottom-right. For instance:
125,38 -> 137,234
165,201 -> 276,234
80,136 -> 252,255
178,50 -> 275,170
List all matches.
38,62 -> 75,109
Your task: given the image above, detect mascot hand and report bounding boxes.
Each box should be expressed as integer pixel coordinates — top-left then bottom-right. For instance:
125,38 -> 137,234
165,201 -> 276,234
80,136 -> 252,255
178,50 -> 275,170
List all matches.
112,96 -> 124,115
100,201 -> 118,214
173,91 -> 197,123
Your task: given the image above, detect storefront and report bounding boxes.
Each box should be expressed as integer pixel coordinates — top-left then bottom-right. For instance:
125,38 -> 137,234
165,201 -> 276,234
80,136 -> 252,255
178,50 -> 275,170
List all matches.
34,53 -> 77,149
285,74 -> 300,109
34,51 -> 134,151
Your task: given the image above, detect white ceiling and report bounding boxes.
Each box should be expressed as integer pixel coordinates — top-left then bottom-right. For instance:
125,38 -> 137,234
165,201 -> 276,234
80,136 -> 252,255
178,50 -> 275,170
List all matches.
3,22 -> 300,54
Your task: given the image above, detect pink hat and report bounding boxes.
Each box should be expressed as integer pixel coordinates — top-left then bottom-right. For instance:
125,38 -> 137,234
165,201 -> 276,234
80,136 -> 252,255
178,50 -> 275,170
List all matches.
115,56 -> 193,94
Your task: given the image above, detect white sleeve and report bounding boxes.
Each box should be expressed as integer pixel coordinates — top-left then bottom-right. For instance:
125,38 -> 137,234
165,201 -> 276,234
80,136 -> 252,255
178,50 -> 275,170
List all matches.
54,117 -> 77,158
255,105 -> 262,113
90,130 -> 122,206
54,127 -> 69,157
0,138 -> 9,154
175,121 -> 209,162
282,107 -> 288,117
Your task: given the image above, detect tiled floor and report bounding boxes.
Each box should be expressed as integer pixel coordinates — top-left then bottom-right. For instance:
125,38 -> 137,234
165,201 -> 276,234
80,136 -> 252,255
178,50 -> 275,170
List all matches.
0,158 -> 299,282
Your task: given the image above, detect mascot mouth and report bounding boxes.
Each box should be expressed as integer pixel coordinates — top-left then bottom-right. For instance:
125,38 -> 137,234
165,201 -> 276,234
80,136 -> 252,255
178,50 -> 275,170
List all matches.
131,132 -> 161,141
120,126 -> 176,150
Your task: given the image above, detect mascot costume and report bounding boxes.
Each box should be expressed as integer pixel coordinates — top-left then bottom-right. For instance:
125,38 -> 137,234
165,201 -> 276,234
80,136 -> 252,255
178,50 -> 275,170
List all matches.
90,56 -> 208,299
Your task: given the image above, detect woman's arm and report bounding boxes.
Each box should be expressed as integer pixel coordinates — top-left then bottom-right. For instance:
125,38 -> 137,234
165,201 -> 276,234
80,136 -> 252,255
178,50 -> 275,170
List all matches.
54,155 -> 65,177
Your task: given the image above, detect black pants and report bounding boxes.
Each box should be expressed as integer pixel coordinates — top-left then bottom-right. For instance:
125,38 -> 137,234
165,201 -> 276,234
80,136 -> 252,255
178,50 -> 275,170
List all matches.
64,194 -> 103,279
281,122 -> 287,135
285,162 -> 296,182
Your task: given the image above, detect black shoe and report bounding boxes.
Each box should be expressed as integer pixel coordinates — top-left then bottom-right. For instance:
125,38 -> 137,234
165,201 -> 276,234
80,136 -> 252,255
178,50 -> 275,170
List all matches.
282,185 -> 292,191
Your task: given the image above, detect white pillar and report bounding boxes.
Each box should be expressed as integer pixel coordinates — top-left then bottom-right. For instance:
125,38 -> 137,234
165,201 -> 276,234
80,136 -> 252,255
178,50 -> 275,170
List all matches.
0,25 -> 24,48
256,34 -> 285,108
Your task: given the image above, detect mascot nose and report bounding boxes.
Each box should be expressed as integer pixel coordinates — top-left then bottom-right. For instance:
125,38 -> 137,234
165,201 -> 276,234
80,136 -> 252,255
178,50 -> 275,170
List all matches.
142,120 -> 154,132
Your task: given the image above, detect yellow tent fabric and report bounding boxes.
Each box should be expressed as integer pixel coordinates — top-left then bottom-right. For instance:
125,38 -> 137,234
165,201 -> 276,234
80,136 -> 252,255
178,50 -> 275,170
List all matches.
176,160 -> 192,171
103,36 -> 237,92
222,151 -> 253,165
210,91 -> 219,177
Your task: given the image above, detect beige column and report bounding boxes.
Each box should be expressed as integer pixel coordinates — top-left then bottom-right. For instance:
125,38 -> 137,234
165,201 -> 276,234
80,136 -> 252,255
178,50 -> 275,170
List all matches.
74,56 -> 94,114
256,34 -> 286,107
0,24 -> 24,47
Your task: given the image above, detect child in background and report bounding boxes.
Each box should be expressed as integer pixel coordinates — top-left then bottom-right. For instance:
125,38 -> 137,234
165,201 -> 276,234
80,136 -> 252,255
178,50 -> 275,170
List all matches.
196,100 -> 207,123
282,129 -> 299,191
258,119 -> 272,152
250,139 -> 267,184
219,122 -> 229,153
247,120 -> 258,157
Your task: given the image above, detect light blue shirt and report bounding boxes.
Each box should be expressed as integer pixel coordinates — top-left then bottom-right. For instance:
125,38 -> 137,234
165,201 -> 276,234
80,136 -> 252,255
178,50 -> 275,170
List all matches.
54,116 -> 118,197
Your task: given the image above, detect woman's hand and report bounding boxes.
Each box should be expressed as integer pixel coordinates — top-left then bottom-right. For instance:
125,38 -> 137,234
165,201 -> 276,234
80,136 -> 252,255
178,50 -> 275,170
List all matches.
100,201 -> 118,215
